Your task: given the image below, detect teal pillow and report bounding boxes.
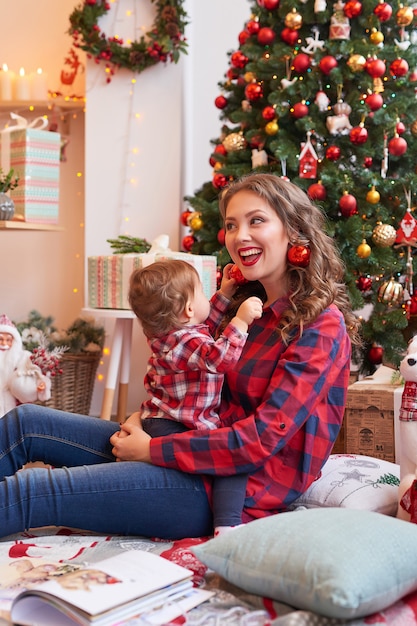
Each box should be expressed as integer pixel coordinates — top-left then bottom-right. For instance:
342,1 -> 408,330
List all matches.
192,508 -> 417,619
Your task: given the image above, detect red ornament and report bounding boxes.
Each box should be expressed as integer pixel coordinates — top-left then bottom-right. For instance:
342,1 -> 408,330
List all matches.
182,235 -> 196,252
388,135 -> 407,156
396,121 -> 406,134
212,173 -> 228,189
280,27 -> 299,45
356,276 -> 372,292
245,82 -> 263,101
291,102 -> 309,118
365,93 -> 383,111
263,0 -> 280,8
409,294 -> 417,316
180,210 -> 192,227
209,144 -> 227,167
389,58 -> 409,77
373,2 -> 392,22
257,27 -> 276,46
344,0 -> 362,17
262,105 -> 276,121
350,125 -> 368,144
216,268 -> 223,289
214,95 -> 228,109
307,182 -> 327,201
365,57 -> 386,78
368,344 -> 383,365
287,245 -> 311,267
396,209 -> 417,245
292,53 -> 311,73
217,228 -> 225,246
339,193 -> 358,216
229,265 -> 249,285
238,31 -> 250,45
231,51 -> 249,69
319,55 -> 338,74
247,20 -> 260,35
326,145 -> 341,161
364,156 -> 373,167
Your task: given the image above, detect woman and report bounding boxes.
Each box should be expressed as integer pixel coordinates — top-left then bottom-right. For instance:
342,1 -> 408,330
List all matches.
0,173 -> 361,539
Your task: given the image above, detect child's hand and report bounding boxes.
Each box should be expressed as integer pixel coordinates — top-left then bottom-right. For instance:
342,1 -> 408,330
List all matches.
235,296 -> 263,327
219,263 -> 244,299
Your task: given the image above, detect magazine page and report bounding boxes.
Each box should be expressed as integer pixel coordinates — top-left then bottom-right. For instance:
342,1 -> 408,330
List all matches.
10,550 -> 195,626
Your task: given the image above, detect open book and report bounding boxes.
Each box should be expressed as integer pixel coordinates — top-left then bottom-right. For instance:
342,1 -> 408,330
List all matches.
8,550 -> 212,626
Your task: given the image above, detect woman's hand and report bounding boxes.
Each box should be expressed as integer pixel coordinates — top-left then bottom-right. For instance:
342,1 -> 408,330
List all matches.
109,422 -> 151,462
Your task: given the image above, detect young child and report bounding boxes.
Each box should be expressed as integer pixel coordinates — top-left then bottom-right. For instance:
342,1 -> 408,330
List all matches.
128,258 -> 263,535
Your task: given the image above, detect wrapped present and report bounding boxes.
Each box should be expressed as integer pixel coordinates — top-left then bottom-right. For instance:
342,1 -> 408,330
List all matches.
0,113 -> 60,224
88,236 -> 218,310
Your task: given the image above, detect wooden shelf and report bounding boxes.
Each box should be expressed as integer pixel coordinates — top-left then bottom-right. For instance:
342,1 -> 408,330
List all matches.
0,97 -> 85,112
0,220 -> 63,231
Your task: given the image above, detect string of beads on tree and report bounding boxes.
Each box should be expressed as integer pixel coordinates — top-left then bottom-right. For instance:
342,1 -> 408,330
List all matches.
68,0 -> 188,82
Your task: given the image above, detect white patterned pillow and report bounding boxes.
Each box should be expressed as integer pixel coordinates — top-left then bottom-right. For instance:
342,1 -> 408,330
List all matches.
290,454 -> 400,516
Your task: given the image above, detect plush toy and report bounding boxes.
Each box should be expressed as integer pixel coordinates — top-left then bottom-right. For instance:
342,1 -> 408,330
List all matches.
0,313 -> 51,418
397,335 -> 417,522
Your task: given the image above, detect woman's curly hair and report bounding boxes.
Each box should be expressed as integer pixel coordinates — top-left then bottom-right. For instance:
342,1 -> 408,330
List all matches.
219,173 -> 362,346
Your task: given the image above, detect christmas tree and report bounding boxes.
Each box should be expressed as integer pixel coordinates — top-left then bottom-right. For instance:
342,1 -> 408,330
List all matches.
182,0 -> 417,374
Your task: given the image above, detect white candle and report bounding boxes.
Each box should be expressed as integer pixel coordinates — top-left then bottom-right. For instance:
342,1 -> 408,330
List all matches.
30,67 -> 48,101
15,67 -> 30,100
0,64 -> 14,101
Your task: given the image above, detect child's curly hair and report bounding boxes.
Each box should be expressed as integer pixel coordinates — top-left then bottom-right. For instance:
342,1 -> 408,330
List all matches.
128,259 -> 200,339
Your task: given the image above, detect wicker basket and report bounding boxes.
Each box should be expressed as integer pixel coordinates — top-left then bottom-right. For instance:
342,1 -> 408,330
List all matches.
42,352 -> 101,415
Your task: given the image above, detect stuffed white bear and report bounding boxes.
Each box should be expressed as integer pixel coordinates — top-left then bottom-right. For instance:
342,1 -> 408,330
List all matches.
397,335 -> 417,521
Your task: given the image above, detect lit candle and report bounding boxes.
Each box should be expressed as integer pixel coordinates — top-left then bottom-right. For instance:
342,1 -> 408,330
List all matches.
15,67 -> 30,100
30,67 -> 48,101
0,64 -> 14,101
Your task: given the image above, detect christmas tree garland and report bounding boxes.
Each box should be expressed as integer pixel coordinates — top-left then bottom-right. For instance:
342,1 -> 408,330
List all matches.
68,0 -> 188,81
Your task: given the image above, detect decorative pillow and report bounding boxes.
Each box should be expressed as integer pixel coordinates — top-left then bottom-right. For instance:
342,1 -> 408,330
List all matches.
192,508 -> 417,620
290,454 -> 400,516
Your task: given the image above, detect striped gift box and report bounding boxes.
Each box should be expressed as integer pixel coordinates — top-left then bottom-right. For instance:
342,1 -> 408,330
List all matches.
1,128 -> 60,224
88,252 -> 218,310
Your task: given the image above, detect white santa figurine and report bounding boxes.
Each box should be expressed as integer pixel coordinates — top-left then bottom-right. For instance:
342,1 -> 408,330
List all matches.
0,313 -> 51,417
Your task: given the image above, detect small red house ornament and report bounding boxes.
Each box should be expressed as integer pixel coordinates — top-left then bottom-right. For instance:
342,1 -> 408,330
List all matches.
299,131 -> 318,179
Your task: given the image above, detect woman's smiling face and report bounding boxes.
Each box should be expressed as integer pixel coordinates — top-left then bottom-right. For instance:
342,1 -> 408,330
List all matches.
224,189 -> 290,302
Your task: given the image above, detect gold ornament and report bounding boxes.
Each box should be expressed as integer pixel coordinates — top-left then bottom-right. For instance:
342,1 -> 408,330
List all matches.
186,211 -> 200,227
377,277 -> 404,305
366,186 -> 380,204
265,120 -> 279,135
285,9 -> 303,30
244,72 -> 256,83
357,239 -> 372,258
222,132 -> 247,152
372,223 -> 397,247
189,215 -> 203,231
347,54 -> 366,72
370,28 -> 384,44
411,120 -> 417,136
396,5 -> 414,26
213,162 -> 223,171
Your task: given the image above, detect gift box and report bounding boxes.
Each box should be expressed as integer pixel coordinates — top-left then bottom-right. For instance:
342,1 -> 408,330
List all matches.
0,117 -> 60,224
88,252 -> 217,310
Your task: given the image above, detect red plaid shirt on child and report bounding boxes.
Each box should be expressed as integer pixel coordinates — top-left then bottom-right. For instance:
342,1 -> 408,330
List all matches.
150,292 -> 352,521
141,294 -> 247,430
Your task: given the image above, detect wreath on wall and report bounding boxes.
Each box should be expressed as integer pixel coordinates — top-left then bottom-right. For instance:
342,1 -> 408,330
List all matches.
68,0 -> 188,81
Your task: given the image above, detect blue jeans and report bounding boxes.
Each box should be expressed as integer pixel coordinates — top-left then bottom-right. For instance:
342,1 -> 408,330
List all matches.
0,404 -> 213,539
